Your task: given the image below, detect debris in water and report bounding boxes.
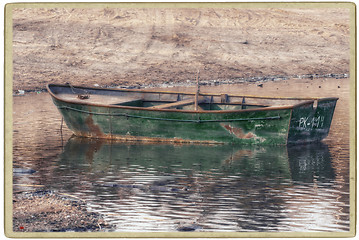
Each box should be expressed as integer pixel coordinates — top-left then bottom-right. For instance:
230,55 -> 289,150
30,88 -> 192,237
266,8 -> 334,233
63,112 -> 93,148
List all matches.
177,223 -> 201,232
13,168 -> 36,174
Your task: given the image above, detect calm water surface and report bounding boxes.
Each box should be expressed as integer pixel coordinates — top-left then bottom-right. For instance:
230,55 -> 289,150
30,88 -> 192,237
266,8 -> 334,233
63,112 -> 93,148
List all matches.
13,78 -> 351,232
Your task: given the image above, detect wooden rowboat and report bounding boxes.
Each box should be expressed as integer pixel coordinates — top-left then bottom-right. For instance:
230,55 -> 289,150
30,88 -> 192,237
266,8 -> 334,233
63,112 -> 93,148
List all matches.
47,83 -> 338,145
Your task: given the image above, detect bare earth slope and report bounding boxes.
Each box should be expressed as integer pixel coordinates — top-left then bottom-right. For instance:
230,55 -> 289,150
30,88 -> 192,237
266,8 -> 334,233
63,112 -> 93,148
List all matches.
12,8 -> 350,90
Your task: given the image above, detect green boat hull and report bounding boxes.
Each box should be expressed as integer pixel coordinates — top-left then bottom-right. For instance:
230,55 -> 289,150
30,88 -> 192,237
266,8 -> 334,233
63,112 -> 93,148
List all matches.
48,84 -> 337,145
51,97 -> 337,145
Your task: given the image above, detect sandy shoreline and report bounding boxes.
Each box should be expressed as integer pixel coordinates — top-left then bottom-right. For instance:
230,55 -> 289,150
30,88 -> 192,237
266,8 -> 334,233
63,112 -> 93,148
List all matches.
14,73 -> 349,94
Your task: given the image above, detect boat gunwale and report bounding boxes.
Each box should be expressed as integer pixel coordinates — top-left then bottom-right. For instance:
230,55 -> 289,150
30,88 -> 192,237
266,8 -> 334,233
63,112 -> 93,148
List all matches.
47,84 -> 339,114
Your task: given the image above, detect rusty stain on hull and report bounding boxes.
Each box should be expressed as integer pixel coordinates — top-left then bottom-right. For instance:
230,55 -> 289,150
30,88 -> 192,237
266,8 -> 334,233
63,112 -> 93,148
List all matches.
74,132 -> 223,145
85,114 -> 104,137
220,123 -> 257,139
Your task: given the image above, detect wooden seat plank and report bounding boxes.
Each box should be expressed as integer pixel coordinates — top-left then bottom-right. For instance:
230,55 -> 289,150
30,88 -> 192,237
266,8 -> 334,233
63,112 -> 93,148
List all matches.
151,99 -> 196,109
151,97 -> 208,109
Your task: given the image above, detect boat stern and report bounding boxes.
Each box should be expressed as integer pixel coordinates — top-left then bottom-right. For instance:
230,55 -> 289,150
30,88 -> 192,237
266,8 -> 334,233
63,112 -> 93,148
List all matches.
287,98 -> 338,144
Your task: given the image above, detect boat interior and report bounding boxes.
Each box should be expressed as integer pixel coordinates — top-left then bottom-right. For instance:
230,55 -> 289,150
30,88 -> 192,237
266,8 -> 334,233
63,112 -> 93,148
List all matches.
48,84 -> 318,111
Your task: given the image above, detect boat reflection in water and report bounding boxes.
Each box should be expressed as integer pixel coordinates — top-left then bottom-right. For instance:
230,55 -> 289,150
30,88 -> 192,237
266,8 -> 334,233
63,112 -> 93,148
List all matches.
55,137 -> 337,232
